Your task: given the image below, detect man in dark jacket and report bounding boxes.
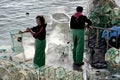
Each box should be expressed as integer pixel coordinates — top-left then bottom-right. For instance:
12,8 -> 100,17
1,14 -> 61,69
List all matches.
70,6 -> 92,68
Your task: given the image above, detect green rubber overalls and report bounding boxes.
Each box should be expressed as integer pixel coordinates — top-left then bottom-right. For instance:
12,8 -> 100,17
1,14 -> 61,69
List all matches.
72,29 -> 84,64
34,39 -> 46,67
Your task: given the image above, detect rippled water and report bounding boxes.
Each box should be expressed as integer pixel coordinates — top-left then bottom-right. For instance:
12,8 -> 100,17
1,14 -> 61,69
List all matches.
0,0 -> 120,57
0,0 -> 120,46
0,0 -> 90,47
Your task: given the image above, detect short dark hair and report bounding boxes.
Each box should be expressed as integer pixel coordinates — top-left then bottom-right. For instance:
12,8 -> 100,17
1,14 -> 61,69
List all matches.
76,6 -> 83,12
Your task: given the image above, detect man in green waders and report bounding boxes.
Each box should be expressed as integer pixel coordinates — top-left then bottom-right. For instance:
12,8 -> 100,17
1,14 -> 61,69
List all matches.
21,15 -> 47,68
70,6 -> 92,70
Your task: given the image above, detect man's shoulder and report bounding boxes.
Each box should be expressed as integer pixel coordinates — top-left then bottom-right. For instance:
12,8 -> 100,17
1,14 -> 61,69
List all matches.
78,15 -> 88,20
71,16 -> 76,20
79,15 -> 87,17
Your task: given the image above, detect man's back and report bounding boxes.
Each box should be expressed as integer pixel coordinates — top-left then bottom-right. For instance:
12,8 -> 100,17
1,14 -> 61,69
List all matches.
70,15 -> 91,29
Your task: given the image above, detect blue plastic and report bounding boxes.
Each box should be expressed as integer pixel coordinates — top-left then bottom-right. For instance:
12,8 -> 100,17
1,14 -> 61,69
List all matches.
102,26 -> 120,40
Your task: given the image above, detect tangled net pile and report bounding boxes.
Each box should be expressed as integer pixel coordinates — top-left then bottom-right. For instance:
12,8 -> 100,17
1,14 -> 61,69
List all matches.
0,60 -> 83,80
89,0 -> 120,28
105,48 -> 120,73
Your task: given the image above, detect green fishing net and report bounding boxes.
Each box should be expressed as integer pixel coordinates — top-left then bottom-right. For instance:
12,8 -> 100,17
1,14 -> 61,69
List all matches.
0,60 -> 83,80
105,47 -> 120,74
89,0 -> 120,28
105,47 -> 120,66
9,29 -> 24,54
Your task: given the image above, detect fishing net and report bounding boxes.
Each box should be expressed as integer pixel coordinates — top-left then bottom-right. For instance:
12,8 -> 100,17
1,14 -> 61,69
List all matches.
55,67 -> 66,80
105,48 -> 120,66
67,70 -> 83,80
0,60 -> 83,80
86,70 -> 109,80
89,0 -> 120,28
9,29 -> 24,54
0,66 -> 12,80
0,60 -> 38,80
105,47 -> 120,74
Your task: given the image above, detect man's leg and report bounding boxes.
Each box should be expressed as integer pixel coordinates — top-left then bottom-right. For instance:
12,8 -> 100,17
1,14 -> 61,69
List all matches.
72,29 -> 77,63
76,30 -> 84,64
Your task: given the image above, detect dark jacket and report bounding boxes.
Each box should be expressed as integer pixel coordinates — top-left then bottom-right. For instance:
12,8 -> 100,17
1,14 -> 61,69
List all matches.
70,12 -> 92,29
31,24 -> 46,40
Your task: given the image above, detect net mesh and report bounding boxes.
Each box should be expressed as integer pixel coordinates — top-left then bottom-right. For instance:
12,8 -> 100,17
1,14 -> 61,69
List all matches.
0,60 -> 83,80
105,48 -> 120,74
9,29 -> 24,54
88,0 -> 120,28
